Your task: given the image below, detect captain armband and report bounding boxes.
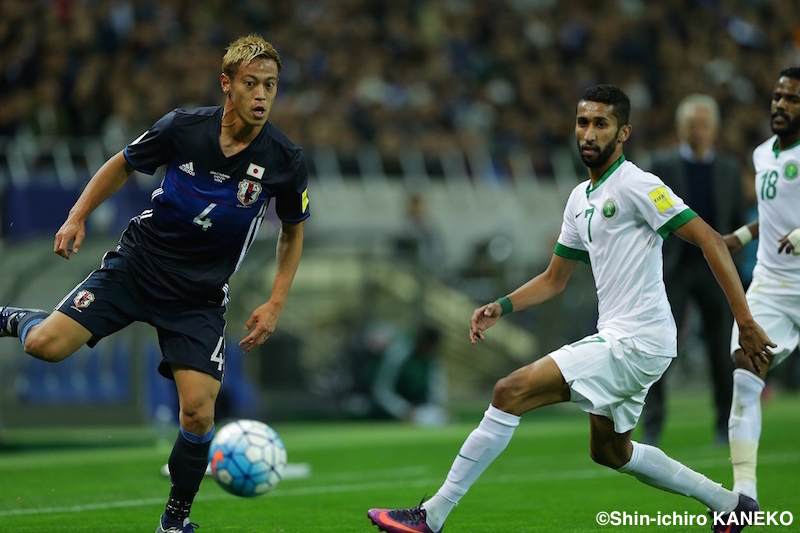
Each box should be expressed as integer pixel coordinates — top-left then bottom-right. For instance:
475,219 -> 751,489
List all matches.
733,225 -> 753,246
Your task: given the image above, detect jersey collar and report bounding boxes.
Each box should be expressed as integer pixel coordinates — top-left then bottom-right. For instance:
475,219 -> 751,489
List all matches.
586,155 -> 625,198
213,107 -> 268,160
772,136 -> 800,157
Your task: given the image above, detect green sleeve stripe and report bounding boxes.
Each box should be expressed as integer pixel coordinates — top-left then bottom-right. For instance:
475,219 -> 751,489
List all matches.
657,208 -> 698,239
554,243 -> 590,264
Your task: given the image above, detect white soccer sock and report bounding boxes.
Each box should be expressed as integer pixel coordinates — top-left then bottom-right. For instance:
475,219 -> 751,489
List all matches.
728,368 -> 764,500
618,441 -> 739,513
422,405 -> 520,531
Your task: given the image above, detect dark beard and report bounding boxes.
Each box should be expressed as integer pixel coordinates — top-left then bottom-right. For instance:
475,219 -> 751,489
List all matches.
771,112 -> 800,138
579,138 -> 618,169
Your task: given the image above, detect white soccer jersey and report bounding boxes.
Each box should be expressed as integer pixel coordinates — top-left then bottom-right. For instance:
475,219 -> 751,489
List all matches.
750,136 -> 800,292
555,156 -> 697,357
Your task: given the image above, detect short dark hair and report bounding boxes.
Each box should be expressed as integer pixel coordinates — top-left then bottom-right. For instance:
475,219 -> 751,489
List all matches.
579,84 -> 631,127
779,67 -> 800,81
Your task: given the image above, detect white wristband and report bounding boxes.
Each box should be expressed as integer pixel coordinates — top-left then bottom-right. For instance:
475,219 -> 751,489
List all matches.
733,225 -> 753,246
788,228 -> 800,255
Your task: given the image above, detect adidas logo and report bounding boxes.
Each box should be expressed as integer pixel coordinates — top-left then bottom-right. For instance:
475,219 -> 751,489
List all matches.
179,162 -> 195,176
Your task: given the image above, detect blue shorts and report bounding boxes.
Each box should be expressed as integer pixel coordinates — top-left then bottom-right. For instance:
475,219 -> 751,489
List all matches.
56,251 -> 227,382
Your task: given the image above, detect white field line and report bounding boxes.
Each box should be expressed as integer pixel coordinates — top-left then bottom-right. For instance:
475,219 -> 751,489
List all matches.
1,451 -> 798,518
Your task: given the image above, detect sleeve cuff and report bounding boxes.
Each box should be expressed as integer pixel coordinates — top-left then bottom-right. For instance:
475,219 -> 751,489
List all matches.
122,147 -> 155,175
277,211 -> 311,224
554,242 -> 590,264
657,208 -> 698,239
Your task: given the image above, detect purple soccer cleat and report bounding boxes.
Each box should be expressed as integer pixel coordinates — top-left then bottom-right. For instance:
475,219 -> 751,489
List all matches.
367,501 -> 442,533
712,494 -> 760,533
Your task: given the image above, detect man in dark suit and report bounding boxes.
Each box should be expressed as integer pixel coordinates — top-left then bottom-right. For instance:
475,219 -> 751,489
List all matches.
643,94 -> 747,446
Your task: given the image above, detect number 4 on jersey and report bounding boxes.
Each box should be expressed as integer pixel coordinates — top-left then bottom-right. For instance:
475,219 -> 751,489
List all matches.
210,336 -> 224,372
193,203 -> 217,230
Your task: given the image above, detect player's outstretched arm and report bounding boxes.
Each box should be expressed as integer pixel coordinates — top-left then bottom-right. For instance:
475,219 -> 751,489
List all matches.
674,217 -> 775,367
470,254 -> 577,344
239,220 -> 305,354
54,151 -> 133,259
722,220 -> 759,253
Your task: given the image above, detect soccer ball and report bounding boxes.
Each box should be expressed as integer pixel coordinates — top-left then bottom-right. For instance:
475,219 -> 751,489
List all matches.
209,419 -> 287,497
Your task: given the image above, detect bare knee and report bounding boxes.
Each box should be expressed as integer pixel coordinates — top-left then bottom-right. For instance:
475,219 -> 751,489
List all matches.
492,357 -> 570,415
589,414 -> 634,469
733,348 -> 770,380
590,440 -> 632,469
179,396 -> 216,434
23,327 -> 71,362
492,376 -> 519,413
21,314 -> 90,362
733,349 -> 751,370
590,447 -> 627,469
174,367 -> 220,435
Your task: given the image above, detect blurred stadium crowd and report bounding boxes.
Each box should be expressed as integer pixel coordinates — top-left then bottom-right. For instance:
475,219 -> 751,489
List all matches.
3,0 -> 800,427
2,0 -> 800,176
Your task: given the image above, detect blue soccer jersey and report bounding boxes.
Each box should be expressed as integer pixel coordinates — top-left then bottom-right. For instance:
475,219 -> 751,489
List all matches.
121,106 -> 310,306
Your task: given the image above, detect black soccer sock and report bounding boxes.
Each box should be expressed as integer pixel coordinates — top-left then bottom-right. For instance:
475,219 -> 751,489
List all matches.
164,426 -> 214,521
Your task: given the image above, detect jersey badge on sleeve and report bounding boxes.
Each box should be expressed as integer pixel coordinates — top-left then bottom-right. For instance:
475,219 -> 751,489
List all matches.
246,163 -> 265,180
648,187 -> 675,213
237,179 -> 263,207
302,188 -> 309,213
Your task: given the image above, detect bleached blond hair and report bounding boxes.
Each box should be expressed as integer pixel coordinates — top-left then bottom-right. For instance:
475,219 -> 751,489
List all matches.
222,34 -> 282,79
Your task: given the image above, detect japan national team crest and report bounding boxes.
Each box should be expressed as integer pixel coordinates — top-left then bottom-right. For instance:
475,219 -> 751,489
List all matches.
73,290 -> 95,309
237,179 -> 262,207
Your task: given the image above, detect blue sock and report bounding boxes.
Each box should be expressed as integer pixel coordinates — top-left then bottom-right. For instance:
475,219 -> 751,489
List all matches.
18,312 -> 49,346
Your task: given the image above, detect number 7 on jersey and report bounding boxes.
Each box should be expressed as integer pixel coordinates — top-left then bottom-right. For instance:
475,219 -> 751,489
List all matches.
584,207 -> 595,242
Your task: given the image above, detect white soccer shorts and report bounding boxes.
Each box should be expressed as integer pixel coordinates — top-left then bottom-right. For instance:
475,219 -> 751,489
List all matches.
550,334 -> 672,433
730,279 -> 800,369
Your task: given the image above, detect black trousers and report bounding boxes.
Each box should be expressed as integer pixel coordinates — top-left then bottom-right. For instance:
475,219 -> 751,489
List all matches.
642,261 -> 735,441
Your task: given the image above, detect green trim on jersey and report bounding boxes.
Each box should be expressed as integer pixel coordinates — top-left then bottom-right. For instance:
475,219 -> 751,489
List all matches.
570,335 -> 606,348
586,155 -> 626,198
771,137 -> 800,157
657,208 -> 698,239
554,242 -> 590,264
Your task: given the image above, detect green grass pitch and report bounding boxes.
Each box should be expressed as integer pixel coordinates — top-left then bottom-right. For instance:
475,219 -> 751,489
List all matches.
1,392 -> 798,532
